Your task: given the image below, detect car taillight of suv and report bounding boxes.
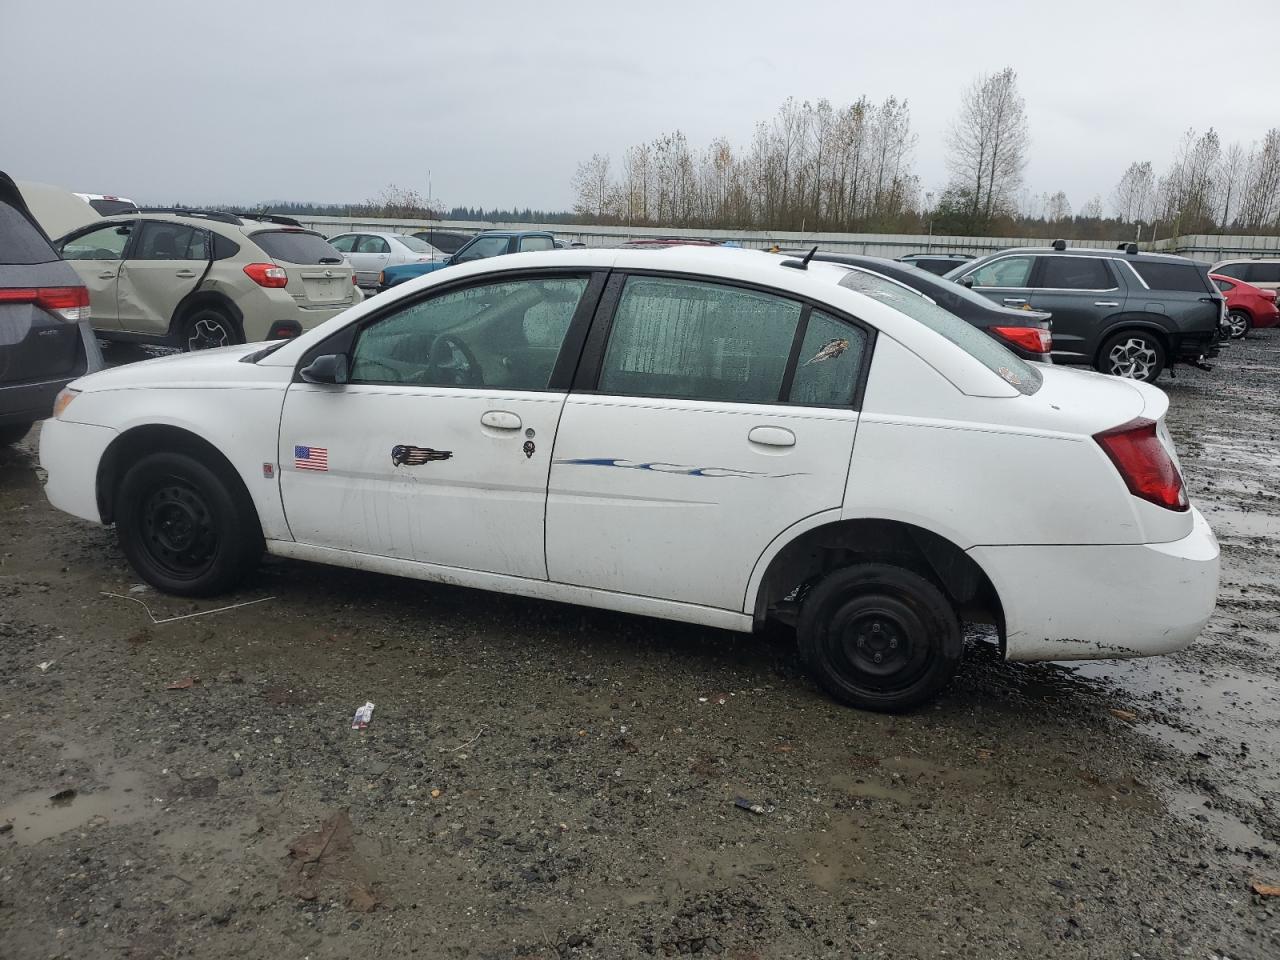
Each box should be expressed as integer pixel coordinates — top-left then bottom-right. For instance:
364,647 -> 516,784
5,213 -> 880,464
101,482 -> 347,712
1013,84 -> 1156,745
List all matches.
242,263 -> 289,288
1094,418 -> 1187,511
0,285 -> 90,321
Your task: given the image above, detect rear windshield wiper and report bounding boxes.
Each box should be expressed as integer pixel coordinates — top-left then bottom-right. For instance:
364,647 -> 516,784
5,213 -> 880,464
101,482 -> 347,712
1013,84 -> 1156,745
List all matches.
319,257 -> 343,264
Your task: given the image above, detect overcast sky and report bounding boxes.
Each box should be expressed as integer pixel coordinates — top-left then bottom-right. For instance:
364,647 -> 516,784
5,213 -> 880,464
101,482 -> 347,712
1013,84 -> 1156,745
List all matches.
4,1 -> 1278,214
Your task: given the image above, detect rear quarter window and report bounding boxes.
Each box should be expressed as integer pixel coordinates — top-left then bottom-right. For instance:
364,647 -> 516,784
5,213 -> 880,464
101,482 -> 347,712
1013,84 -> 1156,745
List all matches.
1130,261 -> 1212,293
837,269 -> 1042,395
252,230 -> 344,265
0,201 -> 58,264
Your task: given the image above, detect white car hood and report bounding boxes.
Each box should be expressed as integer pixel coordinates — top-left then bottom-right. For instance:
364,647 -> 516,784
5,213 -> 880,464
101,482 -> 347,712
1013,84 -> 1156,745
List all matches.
72,342 -> 289,392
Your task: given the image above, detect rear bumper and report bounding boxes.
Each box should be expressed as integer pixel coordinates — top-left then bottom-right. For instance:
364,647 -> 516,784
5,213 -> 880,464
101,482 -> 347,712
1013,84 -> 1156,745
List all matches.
0,321 -> 104,426
1174,331 -> 1220,361
970,506 -> 1219,662
38,415 -> 116,523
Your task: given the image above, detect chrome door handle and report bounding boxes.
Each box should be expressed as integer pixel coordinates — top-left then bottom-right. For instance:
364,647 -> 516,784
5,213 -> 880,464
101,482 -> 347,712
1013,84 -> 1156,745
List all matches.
748,426 -> 795,447
1094,301 -> 1119,307
1002,297 -> 1027,305
98,271 -> 116,279
175,270 -> 196,278
480,410 -> 522,430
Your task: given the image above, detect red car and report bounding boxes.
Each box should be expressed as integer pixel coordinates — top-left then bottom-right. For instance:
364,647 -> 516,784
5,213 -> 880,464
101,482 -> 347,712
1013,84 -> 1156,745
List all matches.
1211,273 -> 1279,338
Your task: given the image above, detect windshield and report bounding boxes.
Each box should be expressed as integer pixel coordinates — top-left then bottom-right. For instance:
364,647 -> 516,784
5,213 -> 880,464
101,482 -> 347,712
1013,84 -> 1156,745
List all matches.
837,268 -> 1042,395
396,235 -> 436,254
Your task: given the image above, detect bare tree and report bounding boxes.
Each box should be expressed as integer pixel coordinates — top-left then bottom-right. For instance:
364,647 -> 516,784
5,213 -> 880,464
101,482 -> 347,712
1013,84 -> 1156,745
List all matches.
1110,161 -> 1155,223
945,67 -> 1030,228
1045,191 -> 1071,221
571,154 -> 615,220
1237,129 -> 1280,230
1216,142 -> 1247,226
1081,195 -> 1103,220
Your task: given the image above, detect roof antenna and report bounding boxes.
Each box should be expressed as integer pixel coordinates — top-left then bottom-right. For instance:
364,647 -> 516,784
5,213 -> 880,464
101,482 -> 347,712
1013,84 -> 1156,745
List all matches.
782,245 -> 819,270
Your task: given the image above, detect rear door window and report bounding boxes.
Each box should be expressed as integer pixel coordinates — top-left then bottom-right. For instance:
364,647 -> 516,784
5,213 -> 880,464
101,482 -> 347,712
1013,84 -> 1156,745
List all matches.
0,201 -> 58,264
134,222 -> 206,260
598,277 -> 802,403
356,235 -> 390,254
1130,261 -> 1212,292
328,234 -> 357,253
253,230 -> 344,264
1247,262 -> 1280,283
1038,256 -> 1114,290
519,236 -> 555,252
967,255 -> 1034,288
789,311 -> 868,406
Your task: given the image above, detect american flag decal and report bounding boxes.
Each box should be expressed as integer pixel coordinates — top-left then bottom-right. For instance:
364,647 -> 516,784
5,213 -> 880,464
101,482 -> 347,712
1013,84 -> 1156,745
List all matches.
294,445 -> 329,471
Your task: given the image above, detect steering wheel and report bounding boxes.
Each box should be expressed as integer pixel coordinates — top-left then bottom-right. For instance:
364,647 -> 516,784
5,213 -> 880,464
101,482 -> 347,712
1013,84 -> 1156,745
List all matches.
428,334 -> 482,386
353,357 -> 404,383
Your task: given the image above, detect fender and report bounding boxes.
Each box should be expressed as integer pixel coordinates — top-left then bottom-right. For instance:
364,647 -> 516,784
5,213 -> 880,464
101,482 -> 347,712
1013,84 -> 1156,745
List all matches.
169,288 -> 245,341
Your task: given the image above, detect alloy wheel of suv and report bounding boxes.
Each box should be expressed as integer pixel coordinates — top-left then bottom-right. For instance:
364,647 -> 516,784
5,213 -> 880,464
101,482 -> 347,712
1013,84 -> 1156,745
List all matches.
1227,310 -> 1251,339
181,307 -> 239,352
1100,331 -> 1165,382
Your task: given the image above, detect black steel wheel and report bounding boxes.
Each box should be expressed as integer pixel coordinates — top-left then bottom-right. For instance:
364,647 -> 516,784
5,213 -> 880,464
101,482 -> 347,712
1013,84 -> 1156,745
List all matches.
115,451 -> 260,596
797,563 -> 962,712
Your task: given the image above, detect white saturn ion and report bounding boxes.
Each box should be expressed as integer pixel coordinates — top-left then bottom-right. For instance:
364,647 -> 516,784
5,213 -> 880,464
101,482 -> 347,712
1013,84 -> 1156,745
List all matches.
39,246 -> 1220,712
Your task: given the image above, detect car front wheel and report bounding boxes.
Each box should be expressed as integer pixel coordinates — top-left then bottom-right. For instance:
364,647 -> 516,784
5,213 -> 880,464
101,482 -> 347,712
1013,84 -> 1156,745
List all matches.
115,451 -> 261,596
1227,310 -> 1251,339
1099,330 -> 1166,382
797,563 -> 962,712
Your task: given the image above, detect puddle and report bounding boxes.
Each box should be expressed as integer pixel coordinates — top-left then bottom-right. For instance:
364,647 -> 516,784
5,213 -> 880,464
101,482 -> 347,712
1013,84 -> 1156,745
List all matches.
1198,506 -> 1280,540
0,769 -> 153,846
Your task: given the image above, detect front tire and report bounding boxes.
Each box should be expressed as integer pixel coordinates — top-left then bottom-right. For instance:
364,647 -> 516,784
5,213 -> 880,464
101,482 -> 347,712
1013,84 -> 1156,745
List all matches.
1098,330 -> 1166,382
797,563 -> 962,712
115,451 -> 261,596
179,306 -> 240,352
1227,309 -> 1252,339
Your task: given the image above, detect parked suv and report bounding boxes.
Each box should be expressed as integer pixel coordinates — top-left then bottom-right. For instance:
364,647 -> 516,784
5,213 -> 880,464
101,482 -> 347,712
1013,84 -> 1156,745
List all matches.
1,172 -> 103,445
1210,258 -> 1280,295
55,211 -> 362,351
948,242 -> 1222,382
897,253 -> 974,275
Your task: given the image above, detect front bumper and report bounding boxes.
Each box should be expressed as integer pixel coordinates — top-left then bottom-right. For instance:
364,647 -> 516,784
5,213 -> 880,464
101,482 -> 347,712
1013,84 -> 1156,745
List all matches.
38,415 -> 117,524
969,506 -> 1219,662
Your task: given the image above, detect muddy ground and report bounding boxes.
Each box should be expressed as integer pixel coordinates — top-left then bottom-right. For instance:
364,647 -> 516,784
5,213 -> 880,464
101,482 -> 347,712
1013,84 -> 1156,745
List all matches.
1,335 -> 1278,960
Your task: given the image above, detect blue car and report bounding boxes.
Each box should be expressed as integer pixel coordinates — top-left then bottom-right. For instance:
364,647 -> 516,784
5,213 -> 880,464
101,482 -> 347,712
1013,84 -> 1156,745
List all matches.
378,230 -> 558,292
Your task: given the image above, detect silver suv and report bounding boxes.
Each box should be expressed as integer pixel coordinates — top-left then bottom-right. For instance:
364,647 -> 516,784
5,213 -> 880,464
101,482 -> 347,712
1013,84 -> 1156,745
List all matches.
55,211 -> 362,350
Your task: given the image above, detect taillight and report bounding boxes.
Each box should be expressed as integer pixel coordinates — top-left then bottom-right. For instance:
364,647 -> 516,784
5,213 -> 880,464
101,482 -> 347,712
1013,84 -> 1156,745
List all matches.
0,286 -> 91,321
1262,290 -> 1277,301
242,263 -> 289,288
1094,418 -> 1188,512
991,325 -> 1051,353
353,274 -> 359,285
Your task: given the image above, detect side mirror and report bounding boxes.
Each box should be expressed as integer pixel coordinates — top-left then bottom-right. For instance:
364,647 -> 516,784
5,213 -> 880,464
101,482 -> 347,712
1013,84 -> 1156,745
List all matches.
300,353 -> 349,385
960,276 -> 974,288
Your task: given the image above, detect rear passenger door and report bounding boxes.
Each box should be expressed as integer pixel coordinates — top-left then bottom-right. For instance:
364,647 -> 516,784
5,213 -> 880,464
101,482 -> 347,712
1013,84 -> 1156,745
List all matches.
545,273 -> 871,612
347,235 -> 391,287
1025,255 -> 1121,363
116,221 -> 209,335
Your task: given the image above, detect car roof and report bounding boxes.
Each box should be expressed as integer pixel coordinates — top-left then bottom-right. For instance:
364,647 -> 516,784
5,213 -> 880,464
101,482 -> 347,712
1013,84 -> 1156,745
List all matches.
85,211 -> 324,241
1212,257 -> 1280,264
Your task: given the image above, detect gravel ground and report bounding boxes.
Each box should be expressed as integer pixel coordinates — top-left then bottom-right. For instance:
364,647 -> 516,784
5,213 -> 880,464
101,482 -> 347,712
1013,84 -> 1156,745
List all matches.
1,334 -> 1278,959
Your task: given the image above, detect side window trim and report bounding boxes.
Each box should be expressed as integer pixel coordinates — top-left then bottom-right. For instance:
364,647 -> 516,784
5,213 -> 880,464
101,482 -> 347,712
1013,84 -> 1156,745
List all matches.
572,269 -> 876,411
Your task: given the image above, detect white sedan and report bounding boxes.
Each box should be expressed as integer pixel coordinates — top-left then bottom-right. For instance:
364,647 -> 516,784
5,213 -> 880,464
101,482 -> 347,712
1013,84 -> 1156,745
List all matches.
38,247 -> 1219,712
326,231 -> 444,289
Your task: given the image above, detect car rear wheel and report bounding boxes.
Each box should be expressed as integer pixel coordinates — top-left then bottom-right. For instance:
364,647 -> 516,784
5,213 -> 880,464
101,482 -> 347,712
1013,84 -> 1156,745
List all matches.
180,306 -> 240,352
0,422 -> 33,446
1099,330 -> 1166,382
115,451 -> 261,596
1227,310 -> 1251,339
797,563 -> 962,712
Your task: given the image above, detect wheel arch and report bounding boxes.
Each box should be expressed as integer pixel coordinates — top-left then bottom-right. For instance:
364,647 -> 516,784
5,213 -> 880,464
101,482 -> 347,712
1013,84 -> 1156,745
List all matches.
96,423 -> 261,537
748,516 -> 1005,643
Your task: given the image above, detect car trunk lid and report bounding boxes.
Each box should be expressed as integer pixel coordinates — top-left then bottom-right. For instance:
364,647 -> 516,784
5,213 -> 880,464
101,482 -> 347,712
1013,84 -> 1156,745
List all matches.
248,229 -> 357,307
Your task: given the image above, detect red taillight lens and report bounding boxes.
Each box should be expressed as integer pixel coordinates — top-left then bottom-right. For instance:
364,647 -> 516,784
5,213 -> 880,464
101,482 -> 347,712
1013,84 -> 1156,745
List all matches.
991,325 -> 1052,353
352,274 -> 359,285
1262,290 -> 1277,301
1094,418 -> 1188,512
0,285 -> 91,321
243,263 -> 289,288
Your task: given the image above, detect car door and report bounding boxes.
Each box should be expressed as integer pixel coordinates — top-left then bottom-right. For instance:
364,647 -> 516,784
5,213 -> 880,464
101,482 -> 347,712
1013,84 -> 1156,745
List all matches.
518,235 -> 554,253
57,220 -> 136,329
116,221 -> 209,335
348,235 -> 391,287
962,254 -> 1037,314
278,270 -> 605,578
546,273 -> 870,611
1023,255 -> 1121,363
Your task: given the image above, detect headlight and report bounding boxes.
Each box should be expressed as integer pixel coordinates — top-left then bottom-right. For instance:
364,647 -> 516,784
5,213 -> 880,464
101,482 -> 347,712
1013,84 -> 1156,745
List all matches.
52,387 -> 80,419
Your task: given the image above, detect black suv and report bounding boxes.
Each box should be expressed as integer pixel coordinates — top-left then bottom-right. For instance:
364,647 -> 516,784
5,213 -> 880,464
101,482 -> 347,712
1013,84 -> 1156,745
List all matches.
946,242 -> 1223,382
897,253 -> 975,275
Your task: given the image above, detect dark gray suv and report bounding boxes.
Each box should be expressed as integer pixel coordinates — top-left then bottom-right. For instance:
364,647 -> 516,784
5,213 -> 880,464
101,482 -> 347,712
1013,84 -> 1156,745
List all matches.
947,242 -> 1223,382
0,173 -> 103,446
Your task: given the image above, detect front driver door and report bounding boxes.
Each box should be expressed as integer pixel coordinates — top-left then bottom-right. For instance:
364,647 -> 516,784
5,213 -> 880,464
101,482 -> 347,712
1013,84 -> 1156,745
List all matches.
278,270 -> 603,579
58,221 -> 136,330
